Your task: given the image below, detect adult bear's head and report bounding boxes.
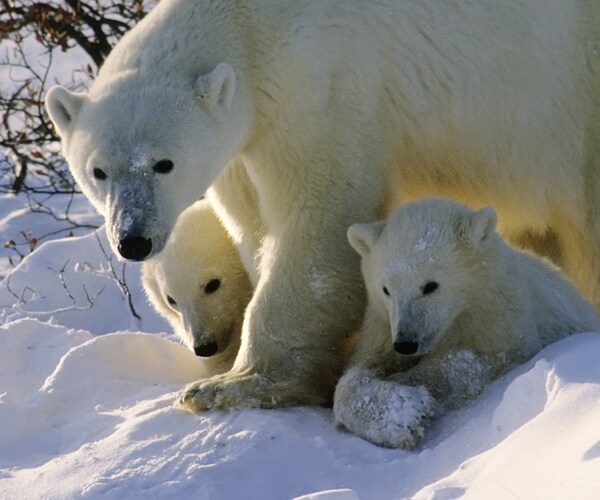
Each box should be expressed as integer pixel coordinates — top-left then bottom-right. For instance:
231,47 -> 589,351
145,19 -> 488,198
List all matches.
45,63 -> 252,260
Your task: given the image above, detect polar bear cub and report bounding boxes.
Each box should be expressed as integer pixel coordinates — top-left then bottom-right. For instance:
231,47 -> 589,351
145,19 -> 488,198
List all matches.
143,200 -> 253,375
334,198 -> 600,449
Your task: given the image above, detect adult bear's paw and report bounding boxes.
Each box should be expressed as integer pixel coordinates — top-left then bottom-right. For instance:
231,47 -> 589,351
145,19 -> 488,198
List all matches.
176,371 -> 269,412
176,370 -> 327,412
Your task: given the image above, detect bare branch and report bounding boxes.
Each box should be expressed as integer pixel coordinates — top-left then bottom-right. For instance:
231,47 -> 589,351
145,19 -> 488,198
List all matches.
92,231 -> 141,321
1,0 -> 154,196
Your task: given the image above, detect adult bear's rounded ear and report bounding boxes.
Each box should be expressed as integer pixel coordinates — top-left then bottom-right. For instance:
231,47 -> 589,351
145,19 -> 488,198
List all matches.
45,86 -> 86,138
195,63 -> 236,115
347,221 -> 385,257
456,206 -> 497,245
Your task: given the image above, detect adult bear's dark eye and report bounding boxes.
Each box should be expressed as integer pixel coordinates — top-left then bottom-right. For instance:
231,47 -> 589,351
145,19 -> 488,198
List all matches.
153,159 -> 174,174
422,281 -> 439,295
166,295 -> 177,306
204,279 -> 221,294
383,286 -> 390,296
93,168 -> 107,180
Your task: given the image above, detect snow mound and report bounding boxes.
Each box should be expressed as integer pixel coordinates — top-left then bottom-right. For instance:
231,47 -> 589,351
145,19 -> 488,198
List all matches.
1,316 -> 599,498
413,333 -> 600,499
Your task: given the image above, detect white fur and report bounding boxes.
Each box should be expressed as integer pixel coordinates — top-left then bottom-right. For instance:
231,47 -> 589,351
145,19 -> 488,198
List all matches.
206,160 -> 263,287
335,367 -> 435,449
45,0 -> 600,410
335,198 -> 600,448
142,199 -> 253,375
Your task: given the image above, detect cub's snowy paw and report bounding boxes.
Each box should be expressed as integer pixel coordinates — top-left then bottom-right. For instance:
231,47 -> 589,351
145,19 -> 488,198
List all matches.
333,368 -> 435,449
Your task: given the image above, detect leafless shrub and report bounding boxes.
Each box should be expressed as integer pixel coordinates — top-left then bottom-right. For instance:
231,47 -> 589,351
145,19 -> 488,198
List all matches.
1,0 -> 154,266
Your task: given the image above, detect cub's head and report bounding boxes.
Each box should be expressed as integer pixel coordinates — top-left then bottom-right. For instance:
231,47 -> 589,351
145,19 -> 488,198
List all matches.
45,64 -> 252,260
348,198 -> 498,356
142,200 -> 253,360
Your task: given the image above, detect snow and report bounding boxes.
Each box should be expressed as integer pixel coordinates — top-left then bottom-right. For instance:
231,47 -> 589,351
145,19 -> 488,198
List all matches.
0,188 -> 102,279
2,189 -> 600,500
388,258 -> 417,277
414,239 -> 429,252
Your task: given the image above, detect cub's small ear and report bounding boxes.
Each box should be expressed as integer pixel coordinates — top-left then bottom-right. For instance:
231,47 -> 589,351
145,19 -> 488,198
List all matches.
347,221 -> 385,257
195,63 -> 236,115
456,206 -> 497,245
45,86 -> 86,138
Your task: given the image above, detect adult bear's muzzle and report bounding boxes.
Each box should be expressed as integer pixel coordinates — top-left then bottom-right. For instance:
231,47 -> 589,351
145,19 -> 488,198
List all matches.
118,235 -> 153,261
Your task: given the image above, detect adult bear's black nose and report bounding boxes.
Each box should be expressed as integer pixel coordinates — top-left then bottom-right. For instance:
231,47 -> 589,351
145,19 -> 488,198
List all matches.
394,341 -> 419,355
118,236 -> 152,261
194,342 -> 219,357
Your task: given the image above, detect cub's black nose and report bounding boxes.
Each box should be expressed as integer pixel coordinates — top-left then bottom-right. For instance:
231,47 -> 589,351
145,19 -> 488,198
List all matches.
394,341 -> 419,355
118,236 -> 152,261
194,342 -> 219,357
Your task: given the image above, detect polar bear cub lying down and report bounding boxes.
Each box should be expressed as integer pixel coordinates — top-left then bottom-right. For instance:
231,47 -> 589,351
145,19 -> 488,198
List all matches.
334,198 -> 600,449
143,200 -> 253,375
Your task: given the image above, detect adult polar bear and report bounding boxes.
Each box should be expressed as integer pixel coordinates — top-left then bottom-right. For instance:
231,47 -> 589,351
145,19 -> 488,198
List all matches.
45,0 -> 600,411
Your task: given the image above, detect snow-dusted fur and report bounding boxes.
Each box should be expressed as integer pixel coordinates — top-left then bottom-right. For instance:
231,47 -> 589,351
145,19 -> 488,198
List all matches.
45,0 -> 600,410
334,198 -> 600,448
142,200 -> 253,375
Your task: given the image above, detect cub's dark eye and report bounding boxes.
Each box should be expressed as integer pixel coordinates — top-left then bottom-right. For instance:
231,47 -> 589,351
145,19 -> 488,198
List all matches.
153,159 -> 174,174
422,281 -> 439,295
383,286 -> 390,296
93,168 -> 107,180
204,279 -> 221,294
166,295 -> 177,306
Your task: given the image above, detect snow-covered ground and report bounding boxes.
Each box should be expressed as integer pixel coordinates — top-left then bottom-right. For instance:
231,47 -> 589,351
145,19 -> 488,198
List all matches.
3,4 -> 600,494
2,187 -> 600,500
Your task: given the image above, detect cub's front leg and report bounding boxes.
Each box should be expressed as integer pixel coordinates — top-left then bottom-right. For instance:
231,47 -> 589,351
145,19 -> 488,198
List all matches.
390,349 -> 494,411
333,308 -> 435,449
334,367 -> 435,449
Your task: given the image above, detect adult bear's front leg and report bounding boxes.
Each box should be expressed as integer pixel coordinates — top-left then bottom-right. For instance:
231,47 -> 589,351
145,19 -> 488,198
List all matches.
177,199 -> 370,411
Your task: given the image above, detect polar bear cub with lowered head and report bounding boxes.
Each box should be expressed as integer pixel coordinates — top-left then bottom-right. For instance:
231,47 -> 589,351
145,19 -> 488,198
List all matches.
143,199 -> 253,375
334,198 -> 600,449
